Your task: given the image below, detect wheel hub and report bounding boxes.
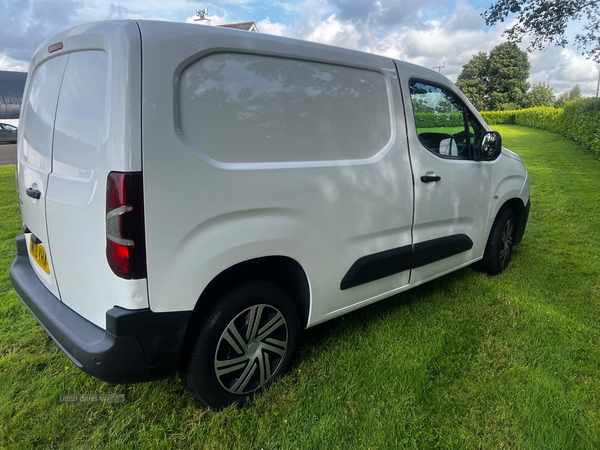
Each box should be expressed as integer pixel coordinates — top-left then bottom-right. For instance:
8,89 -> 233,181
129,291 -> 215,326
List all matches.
247,341 -> 260,356
214,304 -> 289,395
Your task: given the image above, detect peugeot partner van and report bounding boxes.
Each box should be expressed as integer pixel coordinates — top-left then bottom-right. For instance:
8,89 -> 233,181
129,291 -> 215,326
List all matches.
10,20 -> 530,409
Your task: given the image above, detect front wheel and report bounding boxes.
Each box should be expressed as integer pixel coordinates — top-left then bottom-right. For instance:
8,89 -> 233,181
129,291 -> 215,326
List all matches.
179,282 -> 299,409
474,208 -> 515,275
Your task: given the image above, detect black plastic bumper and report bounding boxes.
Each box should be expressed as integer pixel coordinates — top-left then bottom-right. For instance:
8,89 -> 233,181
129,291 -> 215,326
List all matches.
9,235 -> 192,384
514,199 -> 531,246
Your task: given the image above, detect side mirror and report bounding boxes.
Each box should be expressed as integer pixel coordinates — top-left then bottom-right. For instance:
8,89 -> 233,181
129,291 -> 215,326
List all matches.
478,130 -> 502,160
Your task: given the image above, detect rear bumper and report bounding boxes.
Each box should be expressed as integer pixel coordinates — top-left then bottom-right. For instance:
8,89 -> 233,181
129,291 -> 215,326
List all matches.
9,235 -> 191,384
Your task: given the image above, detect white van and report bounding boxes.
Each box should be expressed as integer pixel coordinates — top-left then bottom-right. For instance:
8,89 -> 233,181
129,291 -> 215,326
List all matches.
10,20 -> 530,409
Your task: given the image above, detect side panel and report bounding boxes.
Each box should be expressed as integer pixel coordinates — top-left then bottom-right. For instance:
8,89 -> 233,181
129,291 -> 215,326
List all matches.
138,21 -> 415,324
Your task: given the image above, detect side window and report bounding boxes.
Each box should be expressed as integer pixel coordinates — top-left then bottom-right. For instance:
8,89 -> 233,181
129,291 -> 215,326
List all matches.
409,80 -> 483,160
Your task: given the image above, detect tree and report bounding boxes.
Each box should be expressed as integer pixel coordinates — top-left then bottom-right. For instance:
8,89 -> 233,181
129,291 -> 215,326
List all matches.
483,0 -> 600,62
554,83 -> 583,107
526,82 -> 554,107
456,52 -> 488,110
570,83 -> 583,100
486,42 -> 531,110
456,43 -> 530,111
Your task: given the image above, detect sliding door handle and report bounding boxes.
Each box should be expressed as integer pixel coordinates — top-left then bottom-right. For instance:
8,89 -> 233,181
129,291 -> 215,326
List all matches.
420,175 -> 441,183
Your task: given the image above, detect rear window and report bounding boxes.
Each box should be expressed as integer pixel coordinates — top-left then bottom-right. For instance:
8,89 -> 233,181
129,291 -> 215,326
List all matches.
178,53 -> 392,165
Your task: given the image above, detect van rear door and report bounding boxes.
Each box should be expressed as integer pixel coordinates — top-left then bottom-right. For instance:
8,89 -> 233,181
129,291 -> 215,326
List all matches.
43,22 -> 147,329
18,21 -> 147,329
17,54 -> 68,297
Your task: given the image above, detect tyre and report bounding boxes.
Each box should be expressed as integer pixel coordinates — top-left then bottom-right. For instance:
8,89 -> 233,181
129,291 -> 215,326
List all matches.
179,282 -> 299,409
474,208 -> 515,275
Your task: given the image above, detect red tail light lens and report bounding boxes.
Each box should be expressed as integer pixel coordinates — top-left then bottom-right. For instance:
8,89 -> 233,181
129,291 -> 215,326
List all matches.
106,172 -> 147,279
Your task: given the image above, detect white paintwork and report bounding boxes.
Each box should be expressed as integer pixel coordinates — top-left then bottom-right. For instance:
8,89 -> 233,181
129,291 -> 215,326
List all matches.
18,19 -> 529,332
18,21 -> 146,328
138,20 -> 414,322
17,53 -> 68,298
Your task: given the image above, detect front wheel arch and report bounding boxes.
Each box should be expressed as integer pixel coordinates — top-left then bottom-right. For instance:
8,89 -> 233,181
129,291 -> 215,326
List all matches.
473,207 -> 517,275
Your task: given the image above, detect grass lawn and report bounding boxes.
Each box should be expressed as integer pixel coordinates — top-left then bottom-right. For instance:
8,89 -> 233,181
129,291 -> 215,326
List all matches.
1,125 -> 600,448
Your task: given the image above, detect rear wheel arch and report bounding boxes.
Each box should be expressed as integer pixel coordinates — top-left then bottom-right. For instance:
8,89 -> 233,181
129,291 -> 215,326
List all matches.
180,281 -> 299,408
178,256 -> 309,408
181,256 -> 310,354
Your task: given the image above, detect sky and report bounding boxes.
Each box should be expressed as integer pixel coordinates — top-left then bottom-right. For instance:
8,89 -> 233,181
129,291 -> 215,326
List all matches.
1,0 -> 598,97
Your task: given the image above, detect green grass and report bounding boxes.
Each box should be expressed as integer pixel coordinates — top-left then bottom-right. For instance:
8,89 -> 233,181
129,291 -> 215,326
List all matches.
417,126 -> 464,135
1,124 -> 600,448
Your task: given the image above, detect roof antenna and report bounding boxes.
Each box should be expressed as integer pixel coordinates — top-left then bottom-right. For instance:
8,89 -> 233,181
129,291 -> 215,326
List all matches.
194,8 -> 211,25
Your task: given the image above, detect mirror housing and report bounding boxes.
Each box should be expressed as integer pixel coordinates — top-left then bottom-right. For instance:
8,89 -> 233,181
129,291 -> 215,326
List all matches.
477,131 -> 502,161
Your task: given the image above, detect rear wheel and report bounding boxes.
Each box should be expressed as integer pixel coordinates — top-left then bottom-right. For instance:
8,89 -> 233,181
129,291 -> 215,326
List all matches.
474,208 -> 515,275
179,282 -> 298,409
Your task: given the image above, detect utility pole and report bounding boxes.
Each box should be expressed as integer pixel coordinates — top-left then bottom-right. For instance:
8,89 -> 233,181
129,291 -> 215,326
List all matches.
432,64 -> 445,73
596,68 -> 600,98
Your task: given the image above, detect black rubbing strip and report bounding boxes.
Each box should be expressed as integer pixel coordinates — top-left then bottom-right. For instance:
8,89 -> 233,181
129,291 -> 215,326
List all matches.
340,245 -> 412,290
413,234 -> 473,268
340,234 -> 474,290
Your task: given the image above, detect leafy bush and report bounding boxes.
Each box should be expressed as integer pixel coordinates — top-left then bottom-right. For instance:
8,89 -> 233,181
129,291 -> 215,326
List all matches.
559,99 -> 600,156
514,107 -> 564,133
481,110 -> 516,125
480,99 -> 600,157
414,112 -> 463,128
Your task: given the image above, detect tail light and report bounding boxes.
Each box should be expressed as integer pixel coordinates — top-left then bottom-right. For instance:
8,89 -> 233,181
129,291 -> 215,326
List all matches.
106,172 -> 147,279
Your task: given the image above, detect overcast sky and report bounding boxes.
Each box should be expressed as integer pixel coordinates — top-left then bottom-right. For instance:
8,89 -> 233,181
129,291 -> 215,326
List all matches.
1,0 -> 598,96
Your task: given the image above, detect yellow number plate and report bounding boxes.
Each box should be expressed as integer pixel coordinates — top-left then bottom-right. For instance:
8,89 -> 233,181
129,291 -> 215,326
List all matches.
29,237 -> 50,274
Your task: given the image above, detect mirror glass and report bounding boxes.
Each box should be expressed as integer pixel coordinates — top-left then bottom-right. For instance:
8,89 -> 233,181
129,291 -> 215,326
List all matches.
480,131 -> 501,159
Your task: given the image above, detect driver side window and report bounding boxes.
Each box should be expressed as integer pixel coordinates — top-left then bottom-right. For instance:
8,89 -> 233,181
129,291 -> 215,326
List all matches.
409,80 -> 482,160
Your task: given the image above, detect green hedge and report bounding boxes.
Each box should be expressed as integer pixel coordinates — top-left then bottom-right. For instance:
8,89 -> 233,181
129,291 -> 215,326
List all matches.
515,107 -> 564,133
481,110 -> 516,125
481,100 -> 600,157
560,99 -> 600,155
414,112 -> 463,128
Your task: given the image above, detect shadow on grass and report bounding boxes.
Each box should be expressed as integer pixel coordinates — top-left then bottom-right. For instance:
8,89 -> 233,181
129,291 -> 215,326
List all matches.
297,266 -> 475,358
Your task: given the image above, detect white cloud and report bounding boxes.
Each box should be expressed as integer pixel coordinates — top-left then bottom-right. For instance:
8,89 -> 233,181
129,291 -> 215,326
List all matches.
528,47 -> 599,96
305,14 -> 363,49
256,17 -> 294,37
0,54 -> 29,72
0,0 -> 597,97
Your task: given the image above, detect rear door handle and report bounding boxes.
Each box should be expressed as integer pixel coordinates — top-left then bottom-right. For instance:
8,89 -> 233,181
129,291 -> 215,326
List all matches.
420,175 -> 441,183
26,188 -> 41,199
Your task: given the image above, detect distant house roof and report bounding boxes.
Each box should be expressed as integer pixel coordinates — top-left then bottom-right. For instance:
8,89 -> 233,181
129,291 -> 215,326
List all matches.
218,22 -> 259,32
0,71 -> 27,120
